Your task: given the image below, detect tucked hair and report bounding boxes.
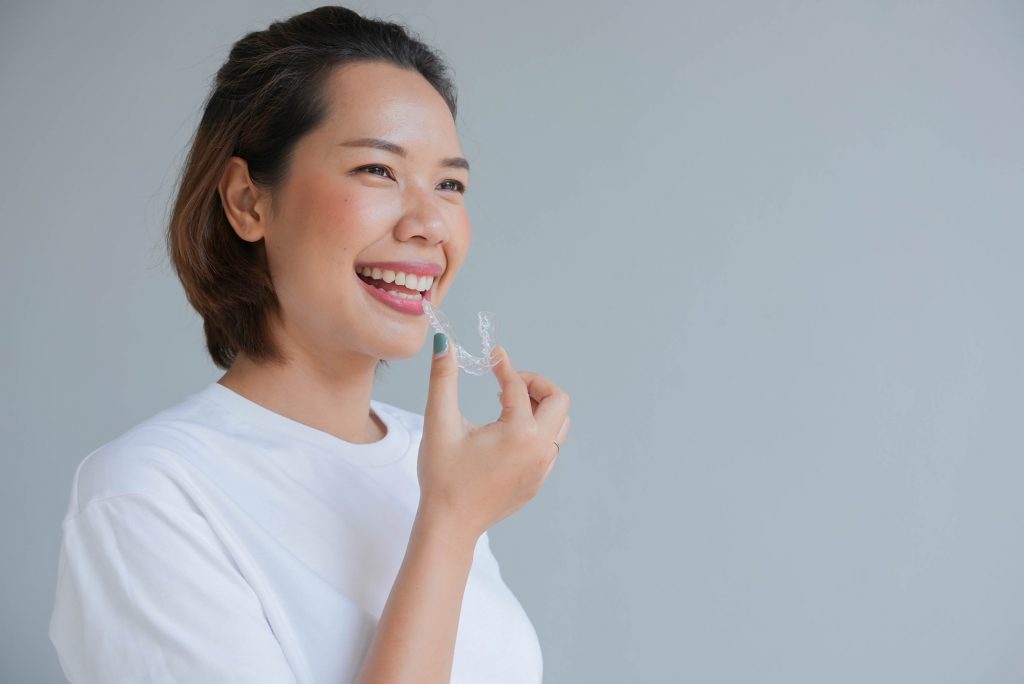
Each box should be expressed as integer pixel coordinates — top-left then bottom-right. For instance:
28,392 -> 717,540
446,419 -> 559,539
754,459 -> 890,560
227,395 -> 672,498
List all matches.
166,5 -> 458,370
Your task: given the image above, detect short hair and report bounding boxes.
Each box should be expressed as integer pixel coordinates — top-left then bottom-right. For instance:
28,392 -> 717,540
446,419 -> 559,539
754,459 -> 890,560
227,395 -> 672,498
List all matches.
166,5 -> 458,370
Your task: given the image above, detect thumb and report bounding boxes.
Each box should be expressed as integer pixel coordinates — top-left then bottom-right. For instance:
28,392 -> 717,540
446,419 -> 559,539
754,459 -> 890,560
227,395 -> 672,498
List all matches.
424,332 -> 460,433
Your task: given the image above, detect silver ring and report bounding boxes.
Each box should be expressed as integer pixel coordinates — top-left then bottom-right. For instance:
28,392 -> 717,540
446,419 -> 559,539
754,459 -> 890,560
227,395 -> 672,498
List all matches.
553,440 -> 561,453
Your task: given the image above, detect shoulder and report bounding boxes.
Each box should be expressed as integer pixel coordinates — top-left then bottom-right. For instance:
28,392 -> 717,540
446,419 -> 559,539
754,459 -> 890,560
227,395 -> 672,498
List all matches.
64,414 -> 208,521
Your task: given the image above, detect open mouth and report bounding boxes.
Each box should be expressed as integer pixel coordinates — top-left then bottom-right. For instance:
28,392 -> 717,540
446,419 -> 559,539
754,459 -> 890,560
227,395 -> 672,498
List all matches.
356,273 -> 431,301
354,266 -> 436,302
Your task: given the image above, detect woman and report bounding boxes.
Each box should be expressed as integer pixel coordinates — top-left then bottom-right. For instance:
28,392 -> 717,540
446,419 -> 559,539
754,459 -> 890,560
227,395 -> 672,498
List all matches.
48,6 -> 571,683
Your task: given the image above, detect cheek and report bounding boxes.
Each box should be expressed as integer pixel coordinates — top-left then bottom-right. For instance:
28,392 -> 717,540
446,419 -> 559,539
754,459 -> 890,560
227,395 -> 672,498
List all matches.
436,215 -> 471,294
305,185 -> 403,250
450,213 -> 472,259
269,183 -> 367,290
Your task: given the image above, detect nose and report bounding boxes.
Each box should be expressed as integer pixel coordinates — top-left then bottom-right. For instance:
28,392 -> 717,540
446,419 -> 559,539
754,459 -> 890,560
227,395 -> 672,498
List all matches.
394,185 -> 449,245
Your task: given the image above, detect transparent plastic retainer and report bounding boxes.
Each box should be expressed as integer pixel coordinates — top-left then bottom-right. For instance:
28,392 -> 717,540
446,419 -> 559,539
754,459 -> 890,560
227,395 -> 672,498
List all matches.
422,299 -> 499,376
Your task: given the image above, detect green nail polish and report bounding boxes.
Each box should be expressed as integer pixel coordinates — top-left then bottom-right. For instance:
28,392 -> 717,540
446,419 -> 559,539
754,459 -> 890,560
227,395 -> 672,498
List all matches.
433,332 -> 448,356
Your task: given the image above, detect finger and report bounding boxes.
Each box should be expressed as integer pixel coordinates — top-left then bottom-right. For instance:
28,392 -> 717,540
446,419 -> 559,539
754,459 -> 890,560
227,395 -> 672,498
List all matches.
541,415 -> 570,481
498,389 -> 538,414
517,371 -> 543,399
424,332 -> 461,433
554,414 -> 570,448
542,415 -> 569,480
515,370 -> 569,437
490,346 -> 531,422
516,372 -> 541,413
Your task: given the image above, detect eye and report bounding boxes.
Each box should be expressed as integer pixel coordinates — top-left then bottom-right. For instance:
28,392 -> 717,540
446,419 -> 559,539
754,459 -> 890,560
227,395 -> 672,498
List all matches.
354,164 -> 394,180
438,179 -> 467,194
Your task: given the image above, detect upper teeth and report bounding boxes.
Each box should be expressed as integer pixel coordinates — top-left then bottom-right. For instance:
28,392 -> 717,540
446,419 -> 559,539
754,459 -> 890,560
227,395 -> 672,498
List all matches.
357,267 -> 435,292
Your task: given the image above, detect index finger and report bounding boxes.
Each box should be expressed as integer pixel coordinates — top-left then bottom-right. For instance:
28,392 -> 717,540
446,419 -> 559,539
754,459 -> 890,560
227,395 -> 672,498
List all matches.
516,370 -> 569,437
491,346 -> 532,423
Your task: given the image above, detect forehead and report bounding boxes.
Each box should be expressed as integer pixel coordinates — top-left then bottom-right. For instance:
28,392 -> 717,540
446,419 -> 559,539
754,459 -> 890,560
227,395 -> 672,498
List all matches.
317,61 -> 458,147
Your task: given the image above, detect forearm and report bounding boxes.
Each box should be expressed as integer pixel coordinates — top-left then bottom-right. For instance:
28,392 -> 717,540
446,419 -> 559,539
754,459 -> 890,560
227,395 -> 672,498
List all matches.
355,507 -> 478,684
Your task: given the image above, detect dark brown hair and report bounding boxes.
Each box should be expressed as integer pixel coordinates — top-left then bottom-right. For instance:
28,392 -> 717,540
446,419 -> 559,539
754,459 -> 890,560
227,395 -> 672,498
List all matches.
166,5 -> 458,370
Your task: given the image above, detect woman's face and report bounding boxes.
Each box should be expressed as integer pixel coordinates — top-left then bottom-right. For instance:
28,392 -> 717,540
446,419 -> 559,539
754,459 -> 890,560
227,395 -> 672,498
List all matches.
257,61 -> 471,363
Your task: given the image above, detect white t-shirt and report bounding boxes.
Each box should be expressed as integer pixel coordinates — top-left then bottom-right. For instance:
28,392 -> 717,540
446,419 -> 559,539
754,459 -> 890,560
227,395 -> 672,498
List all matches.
48,381 -> 543,684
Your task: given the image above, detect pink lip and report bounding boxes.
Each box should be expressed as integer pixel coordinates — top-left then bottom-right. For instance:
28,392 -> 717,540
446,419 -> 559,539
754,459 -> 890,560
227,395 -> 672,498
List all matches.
353,260 -> 444,277
356,271 -> 430,315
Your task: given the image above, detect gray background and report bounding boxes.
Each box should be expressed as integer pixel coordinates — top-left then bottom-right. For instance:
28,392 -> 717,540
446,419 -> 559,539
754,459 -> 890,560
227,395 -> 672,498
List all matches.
3,1 -> 1022,681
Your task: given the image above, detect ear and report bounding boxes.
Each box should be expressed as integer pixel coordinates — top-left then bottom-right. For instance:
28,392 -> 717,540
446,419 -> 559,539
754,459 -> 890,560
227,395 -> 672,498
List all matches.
218,156 -> 268,242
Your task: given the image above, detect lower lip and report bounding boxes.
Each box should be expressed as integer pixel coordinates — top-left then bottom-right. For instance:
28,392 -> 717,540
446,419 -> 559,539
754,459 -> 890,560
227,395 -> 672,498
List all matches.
356,274 -> 432,315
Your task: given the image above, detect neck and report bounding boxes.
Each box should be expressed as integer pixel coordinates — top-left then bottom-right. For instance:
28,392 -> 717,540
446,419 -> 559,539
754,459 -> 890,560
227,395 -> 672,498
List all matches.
217,345 -> 386,445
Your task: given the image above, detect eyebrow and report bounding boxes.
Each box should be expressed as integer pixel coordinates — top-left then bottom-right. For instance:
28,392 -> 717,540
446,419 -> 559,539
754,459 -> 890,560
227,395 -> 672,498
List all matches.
339,137 -> 470,171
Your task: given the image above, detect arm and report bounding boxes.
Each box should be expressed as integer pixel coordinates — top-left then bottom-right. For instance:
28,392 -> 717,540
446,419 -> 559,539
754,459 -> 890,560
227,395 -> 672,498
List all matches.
356,340 -> 571,683
355,506 -> 478,684
48,494 -> 300,683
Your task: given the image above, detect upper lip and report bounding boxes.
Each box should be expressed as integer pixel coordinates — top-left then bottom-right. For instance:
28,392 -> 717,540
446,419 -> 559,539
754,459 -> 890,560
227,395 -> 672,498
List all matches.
353,260 -> 444,277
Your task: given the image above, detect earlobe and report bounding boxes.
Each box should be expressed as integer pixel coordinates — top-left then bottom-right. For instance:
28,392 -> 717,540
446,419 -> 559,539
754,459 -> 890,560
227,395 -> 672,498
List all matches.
218,156 -> 266,243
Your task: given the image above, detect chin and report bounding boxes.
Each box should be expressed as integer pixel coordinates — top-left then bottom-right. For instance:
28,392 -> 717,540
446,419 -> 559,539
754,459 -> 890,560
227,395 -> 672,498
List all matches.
376,332 -> 428,361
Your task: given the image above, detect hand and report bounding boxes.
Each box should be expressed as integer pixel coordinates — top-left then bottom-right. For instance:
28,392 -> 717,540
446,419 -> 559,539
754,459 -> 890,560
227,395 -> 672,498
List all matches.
416,336 -> 571,544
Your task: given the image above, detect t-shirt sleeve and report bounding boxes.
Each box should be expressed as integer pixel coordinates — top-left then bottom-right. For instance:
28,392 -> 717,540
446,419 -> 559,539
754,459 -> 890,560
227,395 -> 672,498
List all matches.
48,493 -> 300,683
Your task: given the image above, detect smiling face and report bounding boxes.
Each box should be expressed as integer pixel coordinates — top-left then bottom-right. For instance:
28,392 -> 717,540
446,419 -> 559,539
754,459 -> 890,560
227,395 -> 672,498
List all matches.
250,60 -> 471,363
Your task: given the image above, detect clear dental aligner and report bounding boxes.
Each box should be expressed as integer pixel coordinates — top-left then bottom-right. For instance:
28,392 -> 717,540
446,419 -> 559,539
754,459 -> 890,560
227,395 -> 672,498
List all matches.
422,299 -> 499,376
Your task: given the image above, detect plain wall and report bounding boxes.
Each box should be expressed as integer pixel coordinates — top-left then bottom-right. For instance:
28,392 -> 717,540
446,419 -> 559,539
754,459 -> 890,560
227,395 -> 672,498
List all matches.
3,1 -> 1023,681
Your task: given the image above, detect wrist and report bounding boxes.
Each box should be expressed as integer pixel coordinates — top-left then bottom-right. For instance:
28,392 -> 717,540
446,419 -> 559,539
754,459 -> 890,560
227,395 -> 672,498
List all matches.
413,503 -> 480,556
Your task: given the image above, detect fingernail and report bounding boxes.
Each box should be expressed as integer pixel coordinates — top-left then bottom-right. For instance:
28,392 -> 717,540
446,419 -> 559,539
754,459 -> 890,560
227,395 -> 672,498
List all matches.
433,332 -> 448,358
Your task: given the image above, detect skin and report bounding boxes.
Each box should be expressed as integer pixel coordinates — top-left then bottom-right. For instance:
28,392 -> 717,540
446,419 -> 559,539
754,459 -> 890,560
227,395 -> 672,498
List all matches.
217,60 -> 471,444
217,60 -> 571,683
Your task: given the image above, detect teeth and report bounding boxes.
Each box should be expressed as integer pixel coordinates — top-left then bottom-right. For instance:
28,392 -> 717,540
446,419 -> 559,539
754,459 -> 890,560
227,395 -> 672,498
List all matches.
378,287 -> 422,300
357,267 -> 436,292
